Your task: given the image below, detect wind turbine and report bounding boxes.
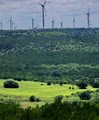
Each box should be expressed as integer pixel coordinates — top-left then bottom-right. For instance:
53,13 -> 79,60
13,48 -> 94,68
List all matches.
0,21 -> 2,30
32,18 -> 34,29
73,16 -> 76,28
8,17 -> 13,30
39,0 -> 47,29
60,21 -> 63,28
86,8 -> 91,28
52,19 -> 54,29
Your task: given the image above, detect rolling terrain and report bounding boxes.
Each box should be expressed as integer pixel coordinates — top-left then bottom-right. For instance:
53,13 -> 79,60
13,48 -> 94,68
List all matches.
0,29 -> 99,119
0,28 -> 99,82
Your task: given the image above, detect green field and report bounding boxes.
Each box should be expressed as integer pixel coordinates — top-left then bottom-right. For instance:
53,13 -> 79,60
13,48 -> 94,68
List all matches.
0,79 -> 97,107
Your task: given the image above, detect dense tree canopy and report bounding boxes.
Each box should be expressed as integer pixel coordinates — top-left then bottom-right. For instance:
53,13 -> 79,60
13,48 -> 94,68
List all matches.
0,28 -> 99,82
0,100 -> 99,120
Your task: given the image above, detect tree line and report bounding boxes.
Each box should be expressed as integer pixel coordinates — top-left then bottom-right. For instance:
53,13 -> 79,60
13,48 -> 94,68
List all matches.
0,99 -> 99,120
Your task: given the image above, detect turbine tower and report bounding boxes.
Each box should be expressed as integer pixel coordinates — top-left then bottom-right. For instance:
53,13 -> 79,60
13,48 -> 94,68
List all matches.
0,21 -> 2,30
60,21 -> 63,28
86,8 -> 90,28
39,0 -> 46,29
73,17 -> 76,28
32,18 -> 34,29
8,17 -> 13,30
52,19 -> 54,29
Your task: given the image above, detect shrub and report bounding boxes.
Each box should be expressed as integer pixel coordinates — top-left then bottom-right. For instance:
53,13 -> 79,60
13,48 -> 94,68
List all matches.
40,84 -> 44,86
91,82 -> 99,88
29,96 -> 41,102
3,80 -> 19,88
29,95 -> 35,102
77,82 -> 88,89
79,91 -> 91,100
47,81 -> 51,86
63,82 -> 67,84
69,87 -> 71,89
35,98 -> 41,102
72,87 -> 74,90
59,81 -> 63,86
54,95 -> 63,102
66,95 -> 69,98
40,80 -> 44,82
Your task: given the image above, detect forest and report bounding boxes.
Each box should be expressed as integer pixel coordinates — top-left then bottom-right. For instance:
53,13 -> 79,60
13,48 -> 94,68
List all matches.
0,28 -> 99,83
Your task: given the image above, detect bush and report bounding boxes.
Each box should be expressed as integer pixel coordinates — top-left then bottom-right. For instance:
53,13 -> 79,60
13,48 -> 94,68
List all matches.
35,98 -> 41,102
77,82 -> 88,89
69,87 -> 71,89
91,82 -> 99,88
79,91 -> 91,100
29,95 -> 35,102
54,95 -> 63,102
29,96 -> 41,102
72,87 -> 74,90
47,81 -> 51,86
63,82 -> 67,84
3,80 -> 19,88
59,81 -> 63,86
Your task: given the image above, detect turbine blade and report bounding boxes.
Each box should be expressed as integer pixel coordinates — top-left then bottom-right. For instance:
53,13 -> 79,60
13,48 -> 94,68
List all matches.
44,0 -> 47,5
39,3 -> 43,6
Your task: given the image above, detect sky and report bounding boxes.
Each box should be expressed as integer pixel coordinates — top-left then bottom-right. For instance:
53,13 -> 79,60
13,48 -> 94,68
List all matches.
0,0 -> 99,29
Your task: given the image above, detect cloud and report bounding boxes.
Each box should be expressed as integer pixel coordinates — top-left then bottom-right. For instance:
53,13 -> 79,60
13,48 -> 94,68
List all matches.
0,0 -> 99,14
0,0 -> 99,29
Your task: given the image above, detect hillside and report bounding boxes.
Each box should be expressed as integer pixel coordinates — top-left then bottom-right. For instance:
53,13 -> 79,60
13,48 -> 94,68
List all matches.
0,28 -> 99,81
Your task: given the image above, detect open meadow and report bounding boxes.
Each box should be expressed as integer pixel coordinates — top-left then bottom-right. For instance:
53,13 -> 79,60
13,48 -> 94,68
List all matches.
0,79 -> 97,108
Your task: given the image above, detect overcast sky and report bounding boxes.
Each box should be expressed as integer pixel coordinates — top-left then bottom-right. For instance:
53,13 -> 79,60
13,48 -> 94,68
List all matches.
0,0 -> 99,29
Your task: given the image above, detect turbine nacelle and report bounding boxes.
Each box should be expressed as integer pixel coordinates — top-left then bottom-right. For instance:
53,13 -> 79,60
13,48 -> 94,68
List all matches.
39,0 -> 46,8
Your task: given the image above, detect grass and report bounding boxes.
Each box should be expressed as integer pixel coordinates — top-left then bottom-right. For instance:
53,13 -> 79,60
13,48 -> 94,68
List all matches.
0,79 -> 97,108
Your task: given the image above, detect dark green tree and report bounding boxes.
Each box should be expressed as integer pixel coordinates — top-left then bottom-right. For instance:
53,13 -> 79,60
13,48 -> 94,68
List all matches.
91,82 -> 99,88
3,80 -> 19,88
47,81 -> 51,86
77,81 -> 88,89
79,91 -> 91,100
54,95 -> 63,102
29,95 -> 35,102
59,81 -> 63,86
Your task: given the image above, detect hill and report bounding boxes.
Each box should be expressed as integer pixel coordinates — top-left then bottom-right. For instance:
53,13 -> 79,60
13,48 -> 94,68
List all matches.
0,28 -> 99,82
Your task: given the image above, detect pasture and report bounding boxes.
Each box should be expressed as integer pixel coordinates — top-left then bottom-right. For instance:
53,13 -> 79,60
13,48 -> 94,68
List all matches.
0,80 -> 97,107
